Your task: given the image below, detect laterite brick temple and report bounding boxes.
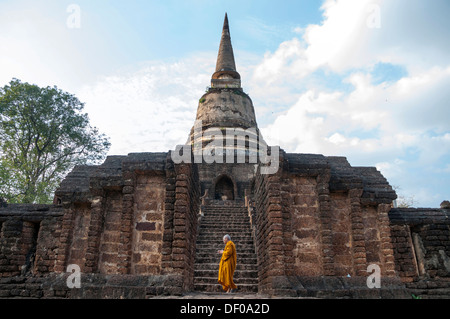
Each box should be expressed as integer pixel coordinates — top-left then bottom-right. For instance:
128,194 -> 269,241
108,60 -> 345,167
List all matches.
1,14 -> 449,299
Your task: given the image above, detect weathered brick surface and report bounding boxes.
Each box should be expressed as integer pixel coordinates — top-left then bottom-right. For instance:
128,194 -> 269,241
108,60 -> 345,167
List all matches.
389,208 -> 450,281
131,174 -> 165,275
289,176 -> 322,277
1,149 -> 447,299
244,151 -> 425,297
0,152 -> 202,298
389,208 -> 450,298
0,205 -> 64,278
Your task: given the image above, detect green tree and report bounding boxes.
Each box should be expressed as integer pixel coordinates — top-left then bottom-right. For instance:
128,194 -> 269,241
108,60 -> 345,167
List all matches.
0,79 -> 110,204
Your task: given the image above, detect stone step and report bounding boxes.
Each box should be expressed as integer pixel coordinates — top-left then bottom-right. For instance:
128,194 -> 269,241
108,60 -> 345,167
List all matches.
201,211 -> 248,215
198,235 -> 252,239
202,204 -> 246,208
196,241 -> 254,247
194,276 -> 258,285
201,212 -> 248,217
204,200 -> 246,205
198,222 -> 251,228
196,246 -> 255,250
198,230 -> 252,235
197,233 -> 253,238
195,251 -> 256,258
195,255 -> 256,263
195,245 -> 256,252
196,239 -> 254,245
198,228 -> 251,233
198,234 -> 252,238
200,215 -> 249,219
202,212 -> 248,215
202,208 -> 247,211
193,282 -> 258,293
196,242 -> 255,250
194,259 -> 257,268
195,251 -> 257,259
200,218 -> 249,222
194,269 -> 258,279
196,235 -> 253,241
197,234 -> 253,242
194,260 -> 257,269
197,236 -> 253,240
196,243 -> 255,250
201,209 -> 248,213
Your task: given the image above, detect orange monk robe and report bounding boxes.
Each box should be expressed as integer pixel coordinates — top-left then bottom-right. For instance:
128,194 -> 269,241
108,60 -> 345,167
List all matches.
218,240 -> 237,291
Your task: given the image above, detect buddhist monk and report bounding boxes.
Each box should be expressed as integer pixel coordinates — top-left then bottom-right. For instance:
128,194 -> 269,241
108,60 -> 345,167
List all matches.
217,234 -> 237,293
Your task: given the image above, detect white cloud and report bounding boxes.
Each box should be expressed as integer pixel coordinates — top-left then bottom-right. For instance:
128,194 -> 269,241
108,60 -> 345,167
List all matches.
76,55 -> 214,155
250,0 -> 450,82
304,0 -> 374,71
250,0 -> 450,207
258,64 -> 450,207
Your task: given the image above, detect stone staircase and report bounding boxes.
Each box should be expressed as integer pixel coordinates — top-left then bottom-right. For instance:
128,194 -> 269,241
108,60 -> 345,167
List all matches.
193,200 -> 258,293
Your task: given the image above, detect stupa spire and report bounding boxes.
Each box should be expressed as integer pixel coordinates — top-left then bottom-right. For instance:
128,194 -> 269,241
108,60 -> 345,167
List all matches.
211,13 -> 241,88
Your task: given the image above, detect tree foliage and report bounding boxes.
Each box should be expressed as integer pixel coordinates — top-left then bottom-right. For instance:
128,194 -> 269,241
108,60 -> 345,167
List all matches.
0,79 -> 110,204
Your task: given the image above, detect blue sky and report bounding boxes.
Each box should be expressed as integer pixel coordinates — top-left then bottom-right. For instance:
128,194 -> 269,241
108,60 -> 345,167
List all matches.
1,0 -> 449,208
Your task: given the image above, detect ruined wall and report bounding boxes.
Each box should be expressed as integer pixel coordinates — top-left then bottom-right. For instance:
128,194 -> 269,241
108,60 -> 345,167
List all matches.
131,174 -> 165,275
362,204 -> 397,277
329,192 -> 353,276
250,152 -> 410,298
252,153 -> 330,295
254,169 -> 290,295
173,162 -> 200,291
2,148 -> 448,299
389,208 -> 450,282
98,191 -> 123,274
289,176 -> 323,276
0,153 -> 202,298
252,152 -> 329,296
0,205 -> 64,278
65,203 -> 91,272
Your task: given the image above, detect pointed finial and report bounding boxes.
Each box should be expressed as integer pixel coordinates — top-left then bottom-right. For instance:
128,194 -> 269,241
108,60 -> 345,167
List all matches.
211,13 -> 241,88
223,12 -> 229,31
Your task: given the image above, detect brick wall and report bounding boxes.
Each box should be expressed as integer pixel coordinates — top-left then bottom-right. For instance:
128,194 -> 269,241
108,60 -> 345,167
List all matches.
0,153 -> 202,298
252,153 -> 297,296
362,204 -> 397,277
389,208 -> 450,282
253,171 -> 275,294
131,174 -> 166,275
0,205 -> 64,278
289,176 -> 323,276
329,192 -> 353,276
65,203 -> 91,272
171,162 -> 200,291
98,191 -> 123,274
250,152 -> 407,297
